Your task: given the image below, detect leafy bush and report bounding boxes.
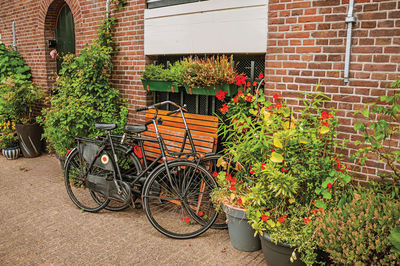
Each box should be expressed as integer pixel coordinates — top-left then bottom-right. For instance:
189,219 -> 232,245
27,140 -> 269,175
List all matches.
0,78 -> 43,124
0,43 -> 31,83
313,185 -> 400,265
0,43 -> 42,124
0,132 -> 18,149
352,80 -> 400,187
38,14 -> 127,155
142,62 -> 184,87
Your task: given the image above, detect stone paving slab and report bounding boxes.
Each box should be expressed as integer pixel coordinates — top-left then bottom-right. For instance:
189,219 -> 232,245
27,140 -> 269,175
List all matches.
0,154 -> 265,265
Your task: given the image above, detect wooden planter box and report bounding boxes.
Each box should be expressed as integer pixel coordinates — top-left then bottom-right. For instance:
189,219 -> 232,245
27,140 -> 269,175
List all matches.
141,80 -> 179,93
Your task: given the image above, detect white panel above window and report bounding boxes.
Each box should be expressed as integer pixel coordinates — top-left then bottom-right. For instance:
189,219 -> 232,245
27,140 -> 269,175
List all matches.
144,0 -> 267,55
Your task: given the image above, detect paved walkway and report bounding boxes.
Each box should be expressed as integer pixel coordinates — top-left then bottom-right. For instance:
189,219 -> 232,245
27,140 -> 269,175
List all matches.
0,154 -> 264,265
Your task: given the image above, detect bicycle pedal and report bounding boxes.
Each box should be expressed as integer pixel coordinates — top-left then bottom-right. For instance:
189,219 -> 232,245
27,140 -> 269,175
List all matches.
134,202 -> 142,209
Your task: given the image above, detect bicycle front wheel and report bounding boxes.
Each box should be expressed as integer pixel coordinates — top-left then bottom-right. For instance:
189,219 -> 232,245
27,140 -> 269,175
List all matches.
142,161 -> 218,239
64,148 -> 110,212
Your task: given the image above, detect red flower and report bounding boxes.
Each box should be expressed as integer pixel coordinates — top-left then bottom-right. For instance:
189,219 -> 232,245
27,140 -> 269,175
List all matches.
310,209 -> 317,214
261,163 -> 266,170
180,217 -> 184,221
312,202 -> 316,205
216,90 -> 228,101
238,198 -> 243,204
253,81 -> 258,87
246,81 -> 251,88
276,102 -> 282,109
327,183 -> 332,188
185,218 -> 190,223
246,95 -> 253,102
303,217 -> 311,224
249,166 -> 255,174
278,215 -> 287,223
212,171 -> 218,178
346,164 -> 351,170
233,96 -> 239,103
281,167 -> 287,173
234,75 -> 247,86
231,176 -> 237,184
230,184 -> 236,191
270,145 -> 276,152
261,214 -> 269,221
273,93 -> 280,100
226,174 -> 232,181
318,207 -> 324,211
198,211 -> 204,217
258,73 -> 264,79
219,104 -> 229,114
134,146 -> 143,159
321,111 -> 334,120
321,121 -> 329,127
238,90 -> 243,96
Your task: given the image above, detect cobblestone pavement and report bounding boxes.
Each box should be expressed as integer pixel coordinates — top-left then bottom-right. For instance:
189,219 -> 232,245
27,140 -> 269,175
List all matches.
0,154 -> 264,265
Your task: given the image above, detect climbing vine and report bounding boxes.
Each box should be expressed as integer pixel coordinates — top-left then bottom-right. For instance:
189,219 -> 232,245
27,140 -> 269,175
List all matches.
38,0 -> 128,155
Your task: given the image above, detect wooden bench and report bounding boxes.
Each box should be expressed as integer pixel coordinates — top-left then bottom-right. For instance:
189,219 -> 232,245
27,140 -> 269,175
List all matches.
141,109 -> 218,161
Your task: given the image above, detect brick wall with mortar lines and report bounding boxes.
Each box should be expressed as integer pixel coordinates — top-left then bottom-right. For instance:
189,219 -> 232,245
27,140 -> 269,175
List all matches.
265,0 -> 400,184
0,0 -> 149,123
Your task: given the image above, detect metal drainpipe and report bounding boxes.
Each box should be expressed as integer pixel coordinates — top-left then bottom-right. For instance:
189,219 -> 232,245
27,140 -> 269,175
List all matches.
12,21 -> 17,50
344,0 -> 356,84
106,0 -> 111,18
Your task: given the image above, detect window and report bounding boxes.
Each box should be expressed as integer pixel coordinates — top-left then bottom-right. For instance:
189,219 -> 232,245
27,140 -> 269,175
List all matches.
147,0 -> 207,9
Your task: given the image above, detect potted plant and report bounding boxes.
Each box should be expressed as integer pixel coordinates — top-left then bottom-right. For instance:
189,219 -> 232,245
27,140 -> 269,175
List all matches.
0,43 -> 44,158
141,62 -> 182,93
211,77 -> 266,252
215,83 -> 353,264
0,126 -> 20,160
181,55 -> 238,96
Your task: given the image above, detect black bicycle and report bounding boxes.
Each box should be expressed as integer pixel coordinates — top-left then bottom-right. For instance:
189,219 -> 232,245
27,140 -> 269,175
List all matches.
64,101 -> 220,238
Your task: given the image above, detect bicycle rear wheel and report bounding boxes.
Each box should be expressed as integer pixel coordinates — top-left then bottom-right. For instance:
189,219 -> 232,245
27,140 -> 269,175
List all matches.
64,148 -> 110,212
200,154 -> 228,230
142,161 -> 218,239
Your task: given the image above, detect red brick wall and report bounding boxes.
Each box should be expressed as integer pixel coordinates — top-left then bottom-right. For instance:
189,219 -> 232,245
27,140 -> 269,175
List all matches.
0,0 -> 149,122
265,0 -> 400,183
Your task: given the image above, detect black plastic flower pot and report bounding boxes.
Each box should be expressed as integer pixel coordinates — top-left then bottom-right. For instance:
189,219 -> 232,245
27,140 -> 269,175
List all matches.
222,205 -> 261,252
15,123 -> 43,158
260,233 -> 305,266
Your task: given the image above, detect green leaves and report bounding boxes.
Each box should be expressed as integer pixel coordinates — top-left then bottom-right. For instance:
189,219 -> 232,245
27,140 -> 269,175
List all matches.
388,227 -> 400,253
270,152 -> 283,163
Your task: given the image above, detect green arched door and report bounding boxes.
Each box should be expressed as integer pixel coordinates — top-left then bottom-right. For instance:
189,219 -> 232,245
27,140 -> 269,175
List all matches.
56,4 -> 75,72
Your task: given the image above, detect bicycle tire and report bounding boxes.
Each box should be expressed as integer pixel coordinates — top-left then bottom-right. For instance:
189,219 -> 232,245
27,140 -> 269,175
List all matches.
91,144 -> 142,211
199,154 -> 228,230
142,160 -> 218,239
64,148 -> 110,212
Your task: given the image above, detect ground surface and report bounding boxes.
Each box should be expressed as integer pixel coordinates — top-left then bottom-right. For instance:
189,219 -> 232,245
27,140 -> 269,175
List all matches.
0,154 -> 264,265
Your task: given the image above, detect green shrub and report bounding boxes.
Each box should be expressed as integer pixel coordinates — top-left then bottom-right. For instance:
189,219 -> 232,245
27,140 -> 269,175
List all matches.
38,14 -> 127,155
313,185 -> 400,265
0,132 -> 18,149
0,43 -> 31,83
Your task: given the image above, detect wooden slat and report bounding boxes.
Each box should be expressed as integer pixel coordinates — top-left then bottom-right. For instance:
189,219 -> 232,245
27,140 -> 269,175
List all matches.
143,110 -> 218,161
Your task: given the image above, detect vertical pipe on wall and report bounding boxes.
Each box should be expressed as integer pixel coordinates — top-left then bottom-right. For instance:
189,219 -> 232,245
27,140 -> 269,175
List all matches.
106,0 -> 111,18
12,21 -> 17,50
344,0 -> 356,84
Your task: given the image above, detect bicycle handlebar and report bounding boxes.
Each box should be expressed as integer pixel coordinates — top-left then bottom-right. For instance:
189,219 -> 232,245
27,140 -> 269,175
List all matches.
136,101 -> 187,113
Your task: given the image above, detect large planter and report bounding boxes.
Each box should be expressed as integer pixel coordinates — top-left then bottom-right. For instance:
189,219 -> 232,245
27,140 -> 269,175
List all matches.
222,205 -> 261,252
260,233 -> 305,266
15,123 -> 43,158
141,79 -> 179,93
2,146 -> 21,160
185,84 -> 238,96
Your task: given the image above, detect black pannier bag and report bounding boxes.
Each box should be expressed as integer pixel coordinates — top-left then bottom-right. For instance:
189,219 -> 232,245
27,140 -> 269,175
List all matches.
80,142 -> 131,203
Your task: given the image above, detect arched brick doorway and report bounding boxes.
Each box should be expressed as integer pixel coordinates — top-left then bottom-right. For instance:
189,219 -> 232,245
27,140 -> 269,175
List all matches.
43,0 -> 76,90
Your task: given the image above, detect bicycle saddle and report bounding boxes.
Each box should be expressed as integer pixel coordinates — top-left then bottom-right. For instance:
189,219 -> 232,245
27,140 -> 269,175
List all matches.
125,124 -> 147,133
95,123 -> 117,130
